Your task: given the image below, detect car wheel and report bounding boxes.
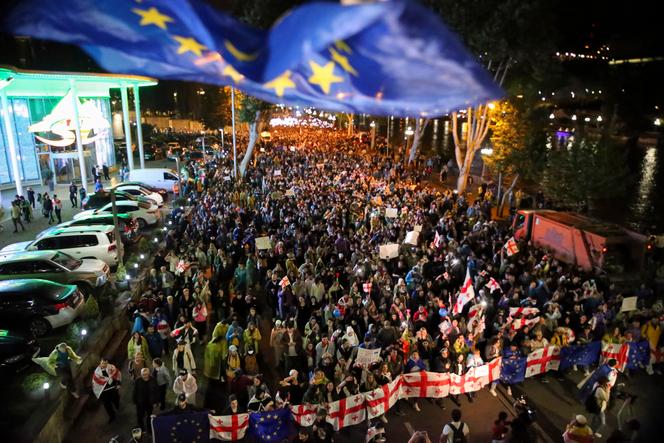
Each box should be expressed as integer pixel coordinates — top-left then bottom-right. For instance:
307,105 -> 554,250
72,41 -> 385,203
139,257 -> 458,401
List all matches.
137,218 -> 147,229
29,317 -> 51,337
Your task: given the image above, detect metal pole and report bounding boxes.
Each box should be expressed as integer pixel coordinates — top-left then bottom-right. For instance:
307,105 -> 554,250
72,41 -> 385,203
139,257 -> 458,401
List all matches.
120,83 -> 134,171
175,156 -> 182,197
0,89 -> 23,196
201,131 -> 205,151
110,190 -> 124,265
231,86 -> 237,178
133,84 -> 145,169
69,80 -> 88,193
220,128 -> 224,147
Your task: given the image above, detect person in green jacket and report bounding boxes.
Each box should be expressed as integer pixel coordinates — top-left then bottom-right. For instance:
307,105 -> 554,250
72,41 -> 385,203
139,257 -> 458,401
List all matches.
203,321 -> 229,380
47,342 -> 82,398
127,332 -> 151,363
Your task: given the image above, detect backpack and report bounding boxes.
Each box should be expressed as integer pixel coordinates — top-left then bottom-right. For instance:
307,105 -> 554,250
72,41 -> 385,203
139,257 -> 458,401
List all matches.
447,422 -> 467,443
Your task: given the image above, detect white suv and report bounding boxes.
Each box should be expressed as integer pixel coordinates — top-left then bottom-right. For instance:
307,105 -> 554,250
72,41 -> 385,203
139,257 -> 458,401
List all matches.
74,199 -> 160,229
0,225 -> 119,266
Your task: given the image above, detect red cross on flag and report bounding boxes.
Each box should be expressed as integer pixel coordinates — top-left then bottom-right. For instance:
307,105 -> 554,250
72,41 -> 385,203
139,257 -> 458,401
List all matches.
290,404 -> 317,427
363,282 -> 373,293
176,259 -> 189,274
326,394 -> 366,431
525,346 -> 561,378
485,277 -> 502,293
448,373 -> 465,396
452,268 -> 474,316
279,276 -> 290,288
209,413 -> 249,441
366,377 -> 402,419
433,230 -> 443,248
504,237 -> 519,256
601,342 -> 629,372
400,371 -> 450,398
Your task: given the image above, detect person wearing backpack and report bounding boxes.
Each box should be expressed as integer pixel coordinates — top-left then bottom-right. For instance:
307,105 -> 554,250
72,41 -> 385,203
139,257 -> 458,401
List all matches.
440,408 -> 470,443
585,376 -> 610,439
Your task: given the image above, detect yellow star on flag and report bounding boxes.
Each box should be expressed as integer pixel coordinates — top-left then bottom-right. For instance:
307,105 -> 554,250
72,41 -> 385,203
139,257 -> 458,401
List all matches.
223,64 -> 244,83
335,40 -> 352,54
329,48 -> 358,76
307,60 -> 343,94
132,7 -> 174,30
173,35 -> 207,56
264,71 -> 295,97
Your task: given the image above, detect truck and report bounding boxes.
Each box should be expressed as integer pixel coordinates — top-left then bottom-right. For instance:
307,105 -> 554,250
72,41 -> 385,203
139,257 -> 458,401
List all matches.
512,210 -> 648,276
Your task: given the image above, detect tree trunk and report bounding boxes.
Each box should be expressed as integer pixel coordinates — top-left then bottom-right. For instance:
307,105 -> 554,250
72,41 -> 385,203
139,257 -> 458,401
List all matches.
498,173 -> 519,216
239,111 -> 261,176
408,118 -> 429,164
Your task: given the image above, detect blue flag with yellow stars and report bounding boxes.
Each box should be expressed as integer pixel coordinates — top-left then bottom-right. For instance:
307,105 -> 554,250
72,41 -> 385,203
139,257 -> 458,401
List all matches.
151,410 -> 210,443
500,350 -> 526,385
250,408 -> 293,442
3,0 -> 502,117
559,342 -> 601,371
626,341 -> 650,370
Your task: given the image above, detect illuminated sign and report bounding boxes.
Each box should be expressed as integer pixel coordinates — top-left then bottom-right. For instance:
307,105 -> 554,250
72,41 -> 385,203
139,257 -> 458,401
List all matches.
29,89 -> 110,147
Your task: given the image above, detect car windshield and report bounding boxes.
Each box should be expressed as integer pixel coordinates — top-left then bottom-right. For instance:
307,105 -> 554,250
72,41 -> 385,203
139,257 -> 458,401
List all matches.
51,251 -> 82,270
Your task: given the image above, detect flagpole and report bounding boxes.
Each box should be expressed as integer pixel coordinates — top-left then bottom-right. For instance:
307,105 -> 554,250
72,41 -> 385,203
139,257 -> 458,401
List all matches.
231,86 -> 237,179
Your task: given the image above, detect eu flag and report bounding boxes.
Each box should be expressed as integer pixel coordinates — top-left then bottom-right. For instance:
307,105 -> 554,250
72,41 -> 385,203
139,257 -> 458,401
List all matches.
250,408 -> 293,442
3,0 -> 501,117
627,341 -> 649,370
500,351 -> 526,385
559,342 -> 601,371
151,411 -> 210,443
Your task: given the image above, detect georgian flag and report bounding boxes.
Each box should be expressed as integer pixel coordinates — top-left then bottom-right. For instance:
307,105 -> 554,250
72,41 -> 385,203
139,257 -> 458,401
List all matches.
525,346 -> 561,378
601,342 -> 629,372
504,237 -> 519,256
209,414 -> 249,441
452,269 -> 474,316
279,276 -> 290,288
433,230 -> 443,248
400,371 -> 450,398
485,277 -> 502,293
366,377 -> 402,419
290,404 -> 317,427
326,394 -> 366,431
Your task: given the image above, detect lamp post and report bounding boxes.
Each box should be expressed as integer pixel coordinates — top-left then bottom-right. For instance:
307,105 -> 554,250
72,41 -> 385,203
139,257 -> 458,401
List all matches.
201,130 -> 205,151
369,121 -> 376,150
404,126 -> 414,161
480,147 -> 493,181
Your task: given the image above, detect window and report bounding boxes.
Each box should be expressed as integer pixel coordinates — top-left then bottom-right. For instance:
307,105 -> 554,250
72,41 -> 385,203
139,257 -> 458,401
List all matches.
65,235 -> 99,248
34,237 -> 60,250
164,172 -> 178,180
33,261 -> 59,273
106,232 -> 115,244
3,262 -> 35,275
516,214 -> 526,229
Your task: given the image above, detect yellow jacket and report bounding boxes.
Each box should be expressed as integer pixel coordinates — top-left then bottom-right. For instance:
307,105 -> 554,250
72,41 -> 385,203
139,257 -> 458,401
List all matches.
642,322 -> 662,349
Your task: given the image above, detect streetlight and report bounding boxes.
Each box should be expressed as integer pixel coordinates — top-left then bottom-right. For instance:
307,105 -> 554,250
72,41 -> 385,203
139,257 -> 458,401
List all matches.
404,126 -> 414,160
200,130 -> 205,151
549,113 -> 555,120
571,115 -> 577,121
655,118 -> 662,126
369,121 -> 376,150
480,147 -> 493,180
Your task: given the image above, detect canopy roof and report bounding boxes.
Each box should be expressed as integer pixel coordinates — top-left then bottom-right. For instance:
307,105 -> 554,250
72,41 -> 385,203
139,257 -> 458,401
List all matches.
0,65 -> 157,98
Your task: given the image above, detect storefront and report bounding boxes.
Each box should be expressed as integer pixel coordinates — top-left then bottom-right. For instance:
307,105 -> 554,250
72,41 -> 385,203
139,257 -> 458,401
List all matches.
0,66 -> 156,194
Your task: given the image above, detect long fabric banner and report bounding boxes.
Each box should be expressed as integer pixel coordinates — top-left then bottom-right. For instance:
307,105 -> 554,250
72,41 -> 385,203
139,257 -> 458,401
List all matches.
153,341 -> 652,441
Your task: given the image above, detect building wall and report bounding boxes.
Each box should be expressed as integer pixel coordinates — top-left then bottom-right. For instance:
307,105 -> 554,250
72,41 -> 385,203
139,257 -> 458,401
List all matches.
0,97 -> 41,186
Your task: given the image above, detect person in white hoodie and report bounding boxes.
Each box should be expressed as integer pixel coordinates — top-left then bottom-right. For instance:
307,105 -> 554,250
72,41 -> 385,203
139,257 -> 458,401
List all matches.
172,340 -> 196,374
173,369 -> 198,405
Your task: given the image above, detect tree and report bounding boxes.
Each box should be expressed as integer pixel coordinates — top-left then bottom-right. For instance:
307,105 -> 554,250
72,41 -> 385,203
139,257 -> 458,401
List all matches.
486,100 -> 548,213
238,94 -> 271,176
408,118 -> 429,164
423,0 -> 561,193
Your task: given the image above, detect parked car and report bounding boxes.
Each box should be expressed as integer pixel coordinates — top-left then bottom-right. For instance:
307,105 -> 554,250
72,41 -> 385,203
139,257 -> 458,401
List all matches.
82,190 -> 155,210
74,200 -> 160,229
111,183 -> 164,207
166,142 -> 182,161
0,329 -> 39,373
119,181 -> 168,202
36,213 -> 141,244
0,250 -> 109,293
0,226 -> 119,266
0,279 -> 85,336
127,168 -> 179,192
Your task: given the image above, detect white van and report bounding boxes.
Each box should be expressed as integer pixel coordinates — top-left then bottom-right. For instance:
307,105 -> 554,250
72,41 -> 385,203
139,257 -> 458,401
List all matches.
127,168 -> 179,192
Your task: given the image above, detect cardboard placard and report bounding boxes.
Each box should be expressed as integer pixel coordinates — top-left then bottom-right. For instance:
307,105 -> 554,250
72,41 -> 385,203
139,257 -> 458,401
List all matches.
405,231 -> 419,245
379,243 -> 400,259
255,236 -> 272,250
356,347 -> 382,367
620,296 -> 638,312
385,208 -> 398,218
274,169 -> 282,176
414,225 -> 423,232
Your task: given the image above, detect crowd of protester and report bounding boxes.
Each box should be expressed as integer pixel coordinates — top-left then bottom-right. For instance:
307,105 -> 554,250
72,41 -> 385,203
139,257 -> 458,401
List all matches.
92,126 -> 662,442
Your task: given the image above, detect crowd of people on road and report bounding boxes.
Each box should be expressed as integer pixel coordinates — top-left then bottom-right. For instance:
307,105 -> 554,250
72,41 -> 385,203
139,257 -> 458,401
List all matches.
80,126 -> 661,442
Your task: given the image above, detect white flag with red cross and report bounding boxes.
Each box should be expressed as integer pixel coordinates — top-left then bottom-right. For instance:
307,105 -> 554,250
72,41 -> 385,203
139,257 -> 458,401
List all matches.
363,282 -> 373,293
365,377 -> 402,419
508,307 -> 540,331
452,268 -> 474,316
486,277 -> 502,293
400,371 -> 450,398
433,230 -> 443,248
209,413 -> 249,441
290,404 -> 317,427
525,346 -> 561,378
504,237 -> 519,256
601,342 -> 629,372
326,394 -> 366,431
279,276 -> 290,288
